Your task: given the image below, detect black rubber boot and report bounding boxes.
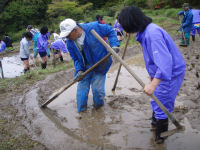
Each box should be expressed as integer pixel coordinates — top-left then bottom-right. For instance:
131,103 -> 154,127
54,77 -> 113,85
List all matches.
41,62 -> 47,69
60,56 -> 64,62
24,68 -> 28,73
192,35 -> 195,41
151,112 -> 157,127
155,118 -> 168,144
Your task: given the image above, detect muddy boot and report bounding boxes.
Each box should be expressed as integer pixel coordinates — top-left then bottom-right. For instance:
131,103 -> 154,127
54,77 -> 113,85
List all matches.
41,62 -> 47,69
155,118 -> 168,144
151,112 -> 157,127
24,68 -> 28,73
60,56 -> 64,62
192,35 -> 195,42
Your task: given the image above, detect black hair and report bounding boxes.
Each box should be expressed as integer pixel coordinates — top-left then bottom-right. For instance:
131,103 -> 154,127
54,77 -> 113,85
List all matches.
96,15 -> 101,21
40,26 -> 48,35
50,30 -> 54,34
24,32 -> 33,39
116,14 -> 119,19
100,15 -> 104,20
119,6 -> 152,33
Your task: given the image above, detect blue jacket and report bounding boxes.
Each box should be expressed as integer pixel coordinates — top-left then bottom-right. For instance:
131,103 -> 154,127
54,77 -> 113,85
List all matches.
0,41 -> 6,52
136,23 -> 185,81
178,9 -> 200,24
181,9 -> 193,32
67,21 -> 119,76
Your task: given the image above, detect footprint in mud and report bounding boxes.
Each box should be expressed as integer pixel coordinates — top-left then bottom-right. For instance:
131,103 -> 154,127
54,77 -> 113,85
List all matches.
129,87 -> 142,93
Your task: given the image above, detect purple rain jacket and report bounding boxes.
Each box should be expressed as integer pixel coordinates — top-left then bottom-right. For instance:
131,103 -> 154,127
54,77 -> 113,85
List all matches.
136,23 -> 186,119
0,41 -> 6,52
37,33 -> 49,53
50,39 -> 68,53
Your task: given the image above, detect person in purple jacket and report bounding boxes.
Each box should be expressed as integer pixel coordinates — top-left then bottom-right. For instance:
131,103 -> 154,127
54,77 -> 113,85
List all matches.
119,6 -> 186,144
50,39 -> 68,62
114,14 -> 124,41
37,26 -> 50,69
0,40 -> 6,52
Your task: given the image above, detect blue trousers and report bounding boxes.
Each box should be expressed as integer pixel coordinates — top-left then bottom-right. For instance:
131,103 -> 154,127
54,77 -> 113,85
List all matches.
151,73 -> 185,119
33,41 -> 38,58
76,71 -> 106,113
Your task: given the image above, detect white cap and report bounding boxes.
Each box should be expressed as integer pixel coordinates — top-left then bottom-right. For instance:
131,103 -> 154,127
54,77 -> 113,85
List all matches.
59,18 -> 77,38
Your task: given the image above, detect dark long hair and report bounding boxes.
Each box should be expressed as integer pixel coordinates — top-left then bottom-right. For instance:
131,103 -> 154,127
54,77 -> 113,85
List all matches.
119,6 -> 152,33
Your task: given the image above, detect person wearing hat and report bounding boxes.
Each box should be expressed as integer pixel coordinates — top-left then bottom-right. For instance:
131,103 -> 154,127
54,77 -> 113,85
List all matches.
179,3 -> 193,46
179,7 -> 200,42
118,6 -> 185,144
59,18 -> 119,113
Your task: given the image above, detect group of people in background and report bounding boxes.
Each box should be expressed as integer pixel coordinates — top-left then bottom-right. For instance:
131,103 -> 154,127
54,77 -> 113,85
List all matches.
19,14 -> 125,73
19,25 -> 69,73
178,3 -> 200,46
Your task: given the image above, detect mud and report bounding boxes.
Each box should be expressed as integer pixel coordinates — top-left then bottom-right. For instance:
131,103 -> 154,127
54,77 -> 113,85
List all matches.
13,38 -> 200,150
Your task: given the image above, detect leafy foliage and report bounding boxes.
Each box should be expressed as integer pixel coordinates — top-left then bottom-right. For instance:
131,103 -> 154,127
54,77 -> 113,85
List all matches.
0,0 -> 51,34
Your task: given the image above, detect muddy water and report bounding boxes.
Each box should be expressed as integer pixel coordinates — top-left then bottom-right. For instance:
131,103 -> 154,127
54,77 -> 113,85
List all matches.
0,52 -> 71,78
0,55 -> 24,78
21,40 -> 200,150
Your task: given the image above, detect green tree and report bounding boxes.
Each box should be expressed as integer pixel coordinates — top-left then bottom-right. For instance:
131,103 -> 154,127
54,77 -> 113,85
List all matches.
0,0 -> 51,34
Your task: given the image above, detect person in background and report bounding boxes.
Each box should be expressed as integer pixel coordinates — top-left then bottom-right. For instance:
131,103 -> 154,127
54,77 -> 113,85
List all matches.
59,18 -> 119,113
26,25 -> 40,63
3,34 -> 13,48
0,40 -> 6,52
99,15 -> 105,24
37,26 -> 50,69
119,6 -> 185,144
50,38 -> 68,62
50,30 -> 60,41
19,32 -> 33,73
179,7 -> 200,41
114,15 -> 124,42
179,3 -> 193,46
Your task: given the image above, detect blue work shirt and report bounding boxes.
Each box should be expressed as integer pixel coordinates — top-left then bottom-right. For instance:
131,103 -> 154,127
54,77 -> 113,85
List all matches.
136,23 -> 185,81
181,9 -> 193,32
0,41 -> 6,52
51,39 -> 68,53
37,33 -> 49,52
179,9 -> 200,24
67,21 -> 119,76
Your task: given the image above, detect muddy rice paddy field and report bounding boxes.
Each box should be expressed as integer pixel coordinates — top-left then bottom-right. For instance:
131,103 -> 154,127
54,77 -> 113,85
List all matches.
0,38 -> 200,150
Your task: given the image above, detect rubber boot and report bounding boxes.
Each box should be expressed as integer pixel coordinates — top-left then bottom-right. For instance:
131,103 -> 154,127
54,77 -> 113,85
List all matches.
192,35 -> 195,42
24,68 -> 28,73
41,62 -> 47,69
60,56 -> 64,62
155,118 -> 168,144
151,112 -> 157,127
186,38 -> 190,46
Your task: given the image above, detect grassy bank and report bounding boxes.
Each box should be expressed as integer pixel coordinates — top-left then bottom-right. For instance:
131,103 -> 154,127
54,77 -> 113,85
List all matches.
0,61 -> 73,94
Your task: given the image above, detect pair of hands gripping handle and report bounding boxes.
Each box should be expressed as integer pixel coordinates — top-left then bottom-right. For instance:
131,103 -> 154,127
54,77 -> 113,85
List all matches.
74,46 -> 120,82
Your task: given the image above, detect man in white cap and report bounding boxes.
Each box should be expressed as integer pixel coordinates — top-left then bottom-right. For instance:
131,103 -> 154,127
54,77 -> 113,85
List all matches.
59,18 -> 120,113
